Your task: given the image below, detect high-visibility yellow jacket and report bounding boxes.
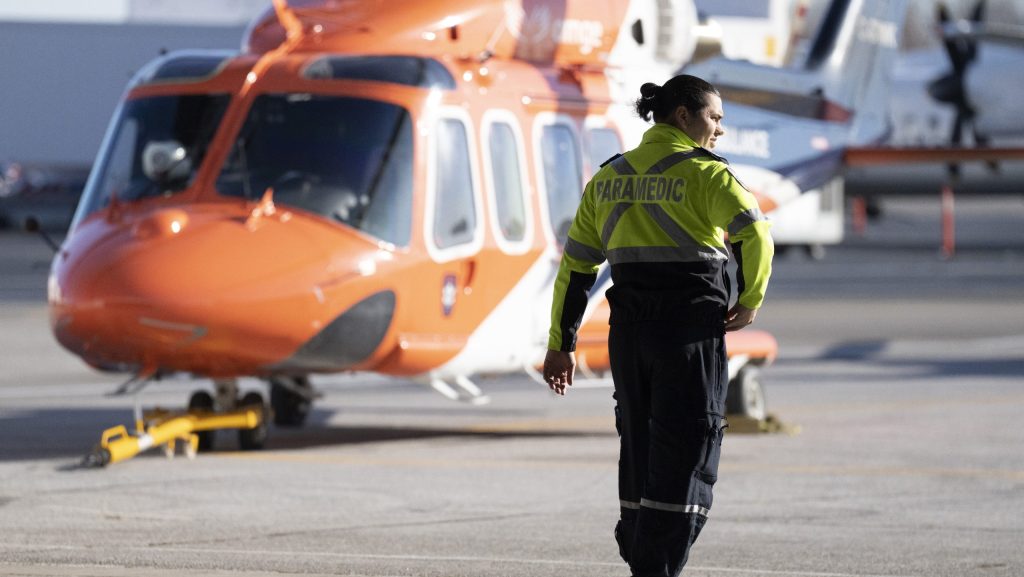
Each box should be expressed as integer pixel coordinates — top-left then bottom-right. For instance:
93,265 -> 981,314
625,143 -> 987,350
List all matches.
548,123 -> 773,352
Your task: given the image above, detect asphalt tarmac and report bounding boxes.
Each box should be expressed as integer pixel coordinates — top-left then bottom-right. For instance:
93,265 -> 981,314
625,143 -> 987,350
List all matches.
1,196 -> 1023,577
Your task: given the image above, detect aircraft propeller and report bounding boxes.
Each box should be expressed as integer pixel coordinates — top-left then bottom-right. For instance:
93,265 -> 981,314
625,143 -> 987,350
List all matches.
927,0 -> 992,175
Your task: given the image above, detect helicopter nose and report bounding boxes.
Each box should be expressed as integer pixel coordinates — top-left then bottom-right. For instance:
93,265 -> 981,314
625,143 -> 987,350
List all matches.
49,208 -> 395,375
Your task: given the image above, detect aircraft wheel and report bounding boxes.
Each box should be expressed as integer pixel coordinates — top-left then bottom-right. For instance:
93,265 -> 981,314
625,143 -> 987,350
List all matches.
270,377 -> 312,428
188,390 -> 216,452
805,244 -> 826,261
726,366 -> 766,421
238,392 -> 269,451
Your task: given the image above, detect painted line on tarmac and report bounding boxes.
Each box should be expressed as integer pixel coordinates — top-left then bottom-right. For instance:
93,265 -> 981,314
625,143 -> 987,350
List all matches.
0,543 -> 918,577
690,568 -> 915,577
719,462 -> 1024,481
221,451 -> 614,470
781,392 -> 1024,415
221,450 -> 1024,481
464,415 -> 613,432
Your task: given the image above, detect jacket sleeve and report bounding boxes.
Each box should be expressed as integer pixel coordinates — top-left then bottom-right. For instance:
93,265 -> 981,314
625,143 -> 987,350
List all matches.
548,181 -> 605,352
707,165 -> 774,309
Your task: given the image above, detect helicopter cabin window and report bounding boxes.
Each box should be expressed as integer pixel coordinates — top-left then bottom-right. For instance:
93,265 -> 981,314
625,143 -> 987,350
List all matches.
487,121 -> 527,244
433,118 -> 477,250
540,124 -> 582,245
72,94 -> 229,226
215,94 -> 413,247
586,127 -> 623,178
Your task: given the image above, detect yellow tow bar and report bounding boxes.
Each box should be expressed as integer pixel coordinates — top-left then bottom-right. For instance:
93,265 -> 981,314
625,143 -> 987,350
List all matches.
83,407 -> 264,467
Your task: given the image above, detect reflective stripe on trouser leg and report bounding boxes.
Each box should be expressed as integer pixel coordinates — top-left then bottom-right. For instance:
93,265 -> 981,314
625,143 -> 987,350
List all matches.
619,499 -> 710,518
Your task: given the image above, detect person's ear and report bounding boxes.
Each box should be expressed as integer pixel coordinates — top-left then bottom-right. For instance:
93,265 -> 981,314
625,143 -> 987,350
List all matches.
673,106 -> 688,129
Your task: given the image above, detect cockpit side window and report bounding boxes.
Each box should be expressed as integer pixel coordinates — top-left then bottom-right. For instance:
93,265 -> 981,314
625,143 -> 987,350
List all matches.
72,94 -> 229,227
216,94 -> 413,247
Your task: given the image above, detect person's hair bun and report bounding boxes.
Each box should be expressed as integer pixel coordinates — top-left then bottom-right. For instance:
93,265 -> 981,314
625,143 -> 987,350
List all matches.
639,82 -> 660,100
634,74 -> 719,124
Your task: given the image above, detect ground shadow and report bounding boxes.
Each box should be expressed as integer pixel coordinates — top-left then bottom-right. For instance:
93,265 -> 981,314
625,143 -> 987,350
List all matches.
0,406 -> 607,468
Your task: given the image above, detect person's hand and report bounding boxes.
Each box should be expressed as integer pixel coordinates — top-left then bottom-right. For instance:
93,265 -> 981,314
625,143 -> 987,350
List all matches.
725,303 -> 758,332
543,349 -> 576,396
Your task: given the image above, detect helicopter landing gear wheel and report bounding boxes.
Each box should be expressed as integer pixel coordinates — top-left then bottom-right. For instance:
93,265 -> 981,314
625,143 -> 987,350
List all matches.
726,366 -> 766,421
237,391 -> 269,451
270,376 -> 313,427
187,390 -> 216,452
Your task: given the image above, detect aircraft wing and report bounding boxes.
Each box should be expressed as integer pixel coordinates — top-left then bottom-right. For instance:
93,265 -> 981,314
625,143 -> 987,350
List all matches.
843,146 -> 1024,199
844,146 -> 1024,167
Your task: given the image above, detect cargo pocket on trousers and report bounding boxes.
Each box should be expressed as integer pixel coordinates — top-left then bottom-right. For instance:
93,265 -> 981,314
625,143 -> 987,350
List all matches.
695,416 -> 726,484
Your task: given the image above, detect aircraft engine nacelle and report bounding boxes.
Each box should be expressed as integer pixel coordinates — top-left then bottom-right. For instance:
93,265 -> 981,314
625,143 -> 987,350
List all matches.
605,0 -> 698,73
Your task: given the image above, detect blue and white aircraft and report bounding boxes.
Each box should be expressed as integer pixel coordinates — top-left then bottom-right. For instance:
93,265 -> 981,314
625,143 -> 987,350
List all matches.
684,0 -> 1024,254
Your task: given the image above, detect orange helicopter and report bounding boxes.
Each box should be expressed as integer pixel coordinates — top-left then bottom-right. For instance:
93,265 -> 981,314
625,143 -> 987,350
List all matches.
48,0 -> 777,463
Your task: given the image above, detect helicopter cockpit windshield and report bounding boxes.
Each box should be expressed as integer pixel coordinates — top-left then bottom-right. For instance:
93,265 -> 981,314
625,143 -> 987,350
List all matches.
215,94 -> 414,247
72,94 -> 230,227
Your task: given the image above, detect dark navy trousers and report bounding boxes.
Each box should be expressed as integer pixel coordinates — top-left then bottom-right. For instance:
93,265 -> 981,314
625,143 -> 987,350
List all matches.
609,315 -> 728,577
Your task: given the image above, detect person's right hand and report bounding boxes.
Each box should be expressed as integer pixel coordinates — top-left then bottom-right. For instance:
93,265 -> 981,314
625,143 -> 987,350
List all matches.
725,303 -> 757,332
542,349 -> 576,396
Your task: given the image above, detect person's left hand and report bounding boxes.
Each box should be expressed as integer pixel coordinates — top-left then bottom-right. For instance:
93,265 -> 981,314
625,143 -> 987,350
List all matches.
543,349 -> 576,396
725,303 -> 758,332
